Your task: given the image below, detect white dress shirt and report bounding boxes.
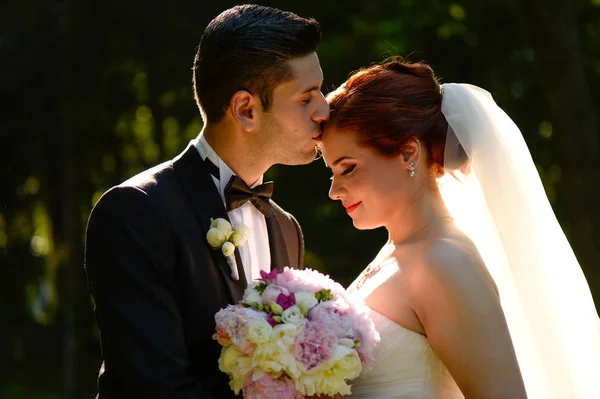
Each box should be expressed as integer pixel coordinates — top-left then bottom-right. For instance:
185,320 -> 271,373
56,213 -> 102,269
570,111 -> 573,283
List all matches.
193,135 -> 271,283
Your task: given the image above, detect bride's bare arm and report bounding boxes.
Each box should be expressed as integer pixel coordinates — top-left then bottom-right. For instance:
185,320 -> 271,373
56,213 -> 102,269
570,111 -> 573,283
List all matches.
406,239 -> 527,399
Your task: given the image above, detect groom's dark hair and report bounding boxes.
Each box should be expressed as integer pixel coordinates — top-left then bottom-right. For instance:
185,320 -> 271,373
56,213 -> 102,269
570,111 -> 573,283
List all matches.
193,4 -> 322,123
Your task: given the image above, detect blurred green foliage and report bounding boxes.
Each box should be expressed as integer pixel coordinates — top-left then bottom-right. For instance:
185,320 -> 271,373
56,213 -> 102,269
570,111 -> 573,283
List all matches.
2,0 -> 600,397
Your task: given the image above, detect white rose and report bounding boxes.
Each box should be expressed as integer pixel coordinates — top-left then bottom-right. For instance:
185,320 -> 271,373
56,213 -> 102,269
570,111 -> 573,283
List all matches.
242,284 -> 263,306
294,291 -> 319,311
206,228 -> 226,248
235,223 -> 250,237
247,319 -> 273,344
222,241 -> 235,257
229,230 -> 248,247
281,305 -> 304,325
211,218 -> 233,238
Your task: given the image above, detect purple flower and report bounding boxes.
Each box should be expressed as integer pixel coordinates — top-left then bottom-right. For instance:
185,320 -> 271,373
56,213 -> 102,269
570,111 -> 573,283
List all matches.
293,321 -> 337,371
259,269 -> 279,282
276,292 -> 296,310
266,312 -> 278,327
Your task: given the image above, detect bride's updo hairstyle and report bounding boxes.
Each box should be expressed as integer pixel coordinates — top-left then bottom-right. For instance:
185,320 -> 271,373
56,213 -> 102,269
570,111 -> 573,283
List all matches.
326,57 -> 467,177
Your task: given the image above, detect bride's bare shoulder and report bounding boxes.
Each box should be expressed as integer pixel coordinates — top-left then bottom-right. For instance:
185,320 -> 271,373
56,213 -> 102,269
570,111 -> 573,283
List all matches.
401,231 -> 499,297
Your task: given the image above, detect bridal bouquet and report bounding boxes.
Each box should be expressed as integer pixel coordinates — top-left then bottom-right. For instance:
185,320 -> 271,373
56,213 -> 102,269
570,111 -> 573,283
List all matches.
213,267 -> 380,398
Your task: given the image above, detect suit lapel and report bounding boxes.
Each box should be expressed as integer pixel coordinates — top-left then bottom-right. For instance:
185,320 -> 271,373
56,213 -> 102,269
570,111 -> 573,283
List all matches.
172,144 -> 247,303
265,204 -> 292,272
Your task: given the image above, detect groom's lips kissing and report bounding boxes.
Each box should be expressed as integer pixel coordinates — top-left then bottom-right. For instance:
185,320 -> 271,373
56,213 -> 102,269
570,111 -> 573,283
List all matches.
344,201 -> 362,214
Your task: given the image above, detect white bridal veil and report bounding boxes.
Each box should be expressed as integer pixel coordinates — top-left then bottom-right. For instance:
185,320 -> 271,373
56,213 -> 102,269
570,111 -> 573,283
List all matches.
438,83 -> 600,398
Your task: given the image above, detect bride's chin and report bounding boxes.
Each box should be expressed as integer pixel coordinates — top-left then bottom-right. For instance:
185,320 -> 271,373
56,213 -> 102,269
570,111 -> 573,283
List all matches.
351,218 -> 379,231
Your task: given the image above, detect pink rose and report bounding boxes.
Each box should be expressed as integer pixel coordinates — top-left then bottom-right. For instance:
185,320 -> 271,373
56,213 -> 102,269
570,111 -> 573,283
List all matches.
243,370 -> 298,399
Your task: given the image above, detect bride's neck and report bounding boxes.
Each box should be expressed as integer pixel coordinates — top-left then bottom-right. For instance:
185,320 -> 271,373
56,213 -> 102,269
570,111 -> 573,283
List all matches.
386,188 -> 451,246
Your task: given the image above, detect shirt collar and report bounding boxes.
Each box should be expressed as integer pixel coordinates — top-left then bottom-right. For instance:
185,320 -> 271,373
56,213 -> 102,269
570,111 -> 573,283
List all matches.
192,134 -> 263,201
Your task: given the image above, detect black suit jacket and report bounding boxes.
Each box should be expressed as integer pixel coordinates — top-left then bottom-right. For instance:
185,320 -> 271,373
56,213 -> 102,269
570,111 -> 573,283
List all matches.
84,144 -> 304,398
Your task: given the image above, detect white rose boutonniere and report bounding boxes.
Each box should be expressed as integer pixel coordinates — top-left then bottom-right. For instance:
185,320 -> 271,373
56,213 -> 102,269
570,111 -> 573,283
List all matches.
206,218 -> 249,280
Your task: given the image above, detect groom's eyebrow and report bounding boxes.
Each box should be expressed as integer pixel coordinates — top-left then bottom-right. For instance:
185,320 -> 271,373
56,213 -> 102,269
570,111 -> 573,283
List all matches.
300,80 -> 323,94
301,85 -> 320,94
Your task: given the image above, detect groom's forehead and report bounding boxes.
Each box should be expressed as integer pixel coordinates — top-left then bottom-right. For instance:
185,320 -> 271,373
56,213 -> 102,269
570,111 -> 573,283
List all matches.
288,54 -> 323,86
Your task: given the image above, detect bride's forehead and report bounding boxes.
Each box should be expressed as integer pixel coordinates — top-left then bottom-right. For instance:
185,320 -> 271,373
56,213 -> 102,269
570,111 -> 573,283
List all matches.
321,127 -> 359,149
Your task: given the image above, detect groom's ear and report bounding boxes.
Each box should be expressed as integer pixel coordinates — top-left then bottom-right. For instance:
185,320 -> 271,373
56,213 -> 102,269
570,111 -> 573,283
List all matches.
230,90 -> 259,132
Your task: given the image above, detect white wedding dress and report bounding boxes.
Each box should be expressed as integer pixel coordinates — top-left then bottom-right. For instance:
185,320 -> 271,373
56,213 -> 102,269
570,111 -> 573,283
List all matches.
346,245 -> 464,399
349,308 -> 464,399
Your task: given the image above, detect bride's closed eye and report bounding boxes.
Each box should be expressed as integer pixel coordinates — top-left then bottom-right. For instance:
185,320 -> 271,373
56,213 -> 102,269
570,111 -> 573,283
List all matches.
330,164 -> 356,180
342,164 -> 356,176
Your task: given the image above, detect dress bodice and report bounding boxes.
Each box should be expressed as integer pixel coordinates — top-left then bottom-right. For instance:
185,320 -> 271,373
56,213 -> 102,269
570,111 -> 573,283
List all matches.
349,308 -> 464,398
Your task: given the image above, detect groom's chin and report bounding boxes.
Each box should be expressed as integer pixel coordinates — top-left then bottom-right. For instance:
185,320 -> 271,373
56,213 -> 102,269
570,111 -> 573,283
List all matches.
285,149 -> 321,166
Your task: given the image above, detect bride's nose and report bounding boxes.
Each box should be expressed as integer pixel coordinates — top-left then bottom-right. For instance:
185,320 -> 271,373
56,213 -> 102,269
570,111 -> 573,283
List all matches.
329,178 -> 344,200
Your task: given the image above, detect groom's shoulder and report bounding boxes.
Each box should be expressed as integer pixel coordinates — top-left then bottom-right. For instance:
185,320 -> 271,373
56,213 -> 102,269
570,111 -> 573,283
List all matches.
90,160 -> 177,219
121,160 -> 176,194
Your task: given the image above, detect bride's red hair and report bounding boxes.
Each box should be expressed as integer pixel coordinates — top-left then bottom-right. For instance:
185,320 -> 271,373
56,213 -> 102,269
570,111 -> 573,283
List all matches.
325,57 -> 463,176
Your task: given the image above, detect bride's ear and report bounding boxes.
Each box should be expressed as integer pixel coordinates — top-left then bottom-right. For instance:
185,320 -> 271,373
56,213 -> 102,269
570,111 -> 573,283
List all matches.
400,138 -> 421,168
230,90 -> 259,132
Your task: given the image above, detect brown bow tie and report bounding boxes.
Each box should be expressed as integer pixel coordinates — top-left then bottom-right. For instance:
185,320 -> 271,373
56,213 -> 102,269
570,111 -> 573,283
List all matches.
224,175 -> 274,217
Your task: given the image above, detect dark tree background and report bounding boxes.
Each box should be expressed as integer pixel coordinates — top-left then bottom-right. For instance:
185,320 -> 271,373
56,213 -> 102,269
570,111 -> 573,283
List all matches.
2,0 -> 599,397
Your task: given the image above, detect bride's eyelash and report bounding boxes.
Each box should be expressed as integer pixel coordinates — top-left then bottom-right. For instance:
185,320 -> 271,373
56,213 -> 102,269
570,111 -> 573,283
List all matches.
342,165 -> 356,176
330,164 -> 357,180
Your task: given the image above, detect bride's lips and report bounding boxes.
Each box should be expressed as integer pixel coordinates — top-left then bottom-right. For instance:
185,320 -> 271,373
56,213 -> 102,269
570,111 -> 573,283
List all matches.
344,201 -> 362,214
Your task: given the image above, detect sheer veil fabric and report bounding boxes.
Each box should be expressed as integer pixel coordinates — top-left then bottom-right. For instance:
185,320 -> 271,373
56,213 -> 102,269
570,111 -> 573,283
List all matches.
438,83 -> 600,398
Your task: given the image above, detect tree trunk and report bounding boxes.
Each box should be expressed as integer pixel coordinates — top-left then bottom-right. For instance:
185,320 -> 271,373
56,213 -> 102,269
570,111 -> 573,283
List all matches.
521,0 -> 600,305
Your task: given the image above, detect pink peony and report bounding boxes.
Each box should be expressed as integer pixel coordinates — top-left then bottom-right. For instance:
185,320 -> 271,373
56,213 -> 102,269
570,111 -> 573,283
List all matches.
275,267 -> 346,298
261,285 -> 290,306
214,305 -> 267,355
243,370 -> 298,399
308,299 -> 355,338
307,298 -> 379,370
294,321 -> 337,371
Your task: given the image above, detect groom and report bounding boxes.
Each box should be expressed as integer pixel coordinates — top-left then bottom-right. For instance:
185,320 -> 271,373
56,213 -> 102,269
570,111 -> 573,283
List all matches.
83,4 -> 328,398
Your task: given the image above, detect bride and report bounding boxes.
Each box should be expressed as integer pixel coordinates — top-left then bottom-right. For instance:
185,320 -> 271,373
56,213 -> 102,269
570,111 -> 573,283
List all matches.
318,57 -> 600,398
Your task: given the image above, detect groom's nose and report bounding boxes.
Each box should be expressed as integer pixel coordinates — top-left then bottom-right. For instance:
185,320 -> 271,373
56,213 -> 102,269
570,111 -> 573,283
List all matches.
312,92 -> 330,123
